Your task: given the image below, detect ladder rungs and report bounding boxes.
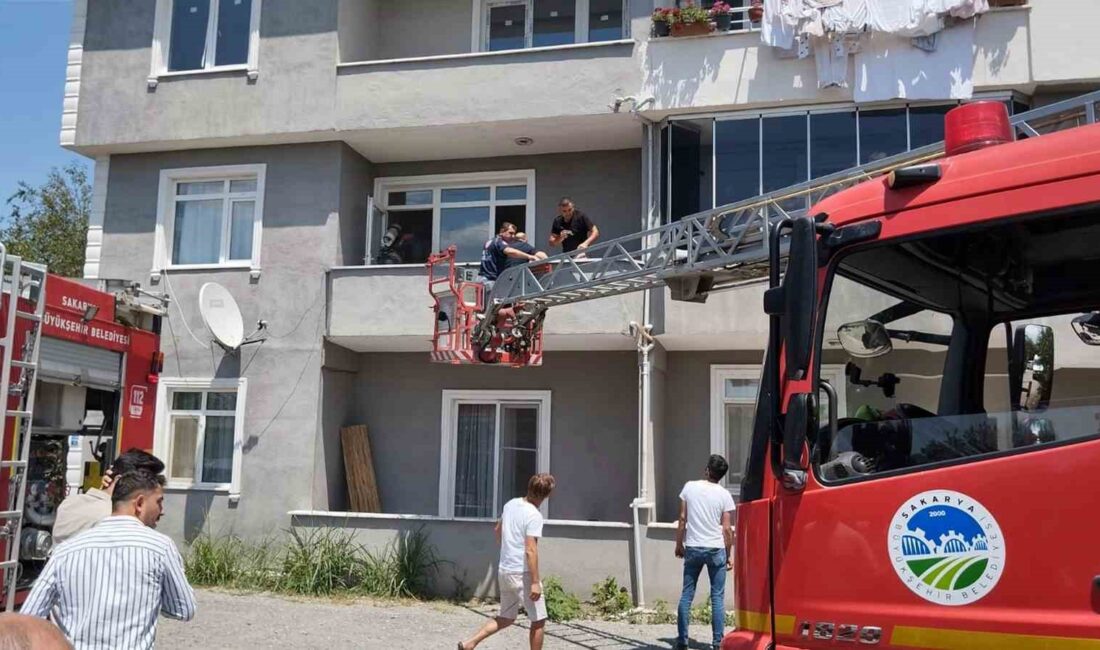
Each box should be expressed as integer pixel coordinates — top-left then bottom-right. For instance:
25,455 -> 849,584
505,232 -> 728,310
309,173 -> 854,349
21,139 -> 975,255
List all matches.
15,311 -> 40,322
0,461 -> 25,469
0,561 -> 18,571
7,410 -> 31,419
11,360 -> 35,370
0,511 -> 22,521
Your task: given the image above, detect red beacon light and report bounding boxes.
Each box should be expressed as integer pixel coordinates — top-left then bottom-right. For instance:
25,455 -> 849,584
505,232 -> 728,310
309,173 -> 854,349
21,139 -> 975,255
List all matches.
944,101 -> 1013,156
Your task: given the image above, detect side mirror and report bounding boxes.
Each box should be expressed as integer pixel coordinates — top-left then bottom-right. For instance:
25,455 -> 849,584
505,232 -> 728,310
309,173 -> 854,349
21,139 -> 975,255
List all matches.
1010,324 -> 1054,412
781,217 -> 818,380
837,320 -> 893,358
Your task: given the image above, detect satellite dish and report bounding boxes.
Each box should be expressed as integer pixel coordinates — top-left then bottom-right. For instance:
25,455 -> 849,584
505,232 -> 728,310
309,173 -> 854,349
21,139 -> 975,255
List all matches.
198,283 -> 245,350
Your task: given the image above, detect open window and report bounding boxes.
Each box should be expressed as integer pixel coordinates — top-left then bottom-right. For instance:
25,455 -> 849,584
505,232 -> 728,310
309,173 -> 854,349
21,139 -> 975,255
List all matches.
150,0 -> 262,82
479,0 -> 626,52
814,208 -> 1100,483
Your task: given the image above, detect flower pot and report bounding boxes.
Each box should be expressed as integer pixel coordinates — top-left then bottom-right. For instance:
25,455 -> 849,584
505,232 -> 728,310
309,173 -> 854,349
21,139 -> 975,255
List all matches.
748,4 -> 764,21
714,13 -> 732,31
653,20 -> 671,37
671,21 -> 714,37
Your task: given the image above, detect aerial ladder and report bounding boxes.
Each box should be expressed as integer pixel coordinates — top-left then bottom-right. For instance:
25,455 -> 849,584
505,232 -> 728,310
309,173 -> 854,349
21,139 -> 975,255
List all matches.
0,246 -> 47,610
428,92 -> 1100,366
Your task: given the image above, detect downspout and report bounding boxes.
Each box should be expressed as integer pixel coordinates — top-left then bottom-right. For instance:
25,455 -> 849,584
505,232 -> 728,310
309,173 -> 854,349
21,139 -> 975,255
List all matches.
621,98 -> 658,606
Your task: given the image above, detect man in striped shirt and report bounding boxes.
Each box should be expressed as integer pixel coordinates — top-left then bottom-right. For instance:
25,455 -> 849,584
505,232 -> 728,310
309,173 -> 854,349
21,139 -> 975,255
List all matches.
22,470 -> 195,649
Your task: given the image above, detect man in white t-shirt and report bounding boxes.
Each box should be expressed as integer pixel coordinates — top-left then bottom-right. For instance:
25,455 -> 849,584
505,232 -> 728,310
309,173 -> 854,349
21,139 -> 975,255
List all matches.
459,473 -> 556,650
675,455 -> 736,650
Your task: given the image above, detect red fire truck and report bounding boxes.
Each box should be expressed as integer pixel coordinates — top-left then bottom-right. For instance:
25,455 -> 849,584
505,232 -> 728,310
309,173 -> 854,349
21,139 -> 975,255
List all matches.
0,252 -> 165,609
430,92 -> 1100,647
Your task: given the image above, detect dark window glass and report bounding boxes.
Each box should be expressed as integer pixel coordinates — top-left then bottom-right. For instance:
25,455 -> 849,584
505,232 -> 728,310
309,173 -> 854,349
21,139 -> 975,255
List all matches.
670,121 -> 705,220
810,111 -> 857,179
215,0 -> 251,66
859,108 -> 907,164
441,206 -> 491,264
168,0 -> 210,71
387,190 -> 432,206
533,0 -> 575,47
909,105 -> 953,149
379,209 -> 432,265
441,187 -> 491,203
1012,101 -> 1030,116
660,125 -> 670,221
715,118 -> 760,206
495,205 -> 526,235
588,0 -> 623,42
496,185 -> 527,200
489,4 -> 527,51
763,114 -> 808,210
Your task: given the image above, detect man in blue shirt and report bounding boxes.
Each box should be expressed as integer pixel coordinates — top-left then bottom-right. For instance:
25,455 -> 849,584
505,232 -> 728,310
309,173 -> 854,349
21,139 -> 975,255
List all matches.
479,222 -> 544,289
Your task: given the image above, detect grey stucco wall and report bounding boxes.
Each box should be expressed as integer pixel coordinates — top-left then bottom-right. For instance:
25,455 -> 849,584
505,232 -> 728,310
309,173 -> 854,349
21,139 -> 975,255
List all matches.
374,148 -> 642,248
660,350 -> 762,522
78,0 -> 340,149
353,352 -> 638,522
337,0 -> 378,63
291,515 -> 635,601
375,0 -> 473,60
99,142 -> 368,542
338,145 -> 374,265
313,342 -> 361,511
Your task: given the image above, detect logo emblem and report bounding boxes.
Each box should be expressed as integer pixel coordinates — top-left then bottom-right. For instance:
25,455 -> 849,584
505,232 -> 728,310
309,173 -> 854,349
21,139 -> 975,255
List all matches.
888,490 -> 1005,606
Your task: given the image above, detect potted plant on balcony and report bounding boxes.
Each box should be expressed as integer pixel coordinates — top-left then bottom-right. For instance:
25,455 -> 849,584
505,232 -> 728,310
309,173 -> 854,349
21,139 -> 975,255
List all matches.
651,7 -> 675,37
671,3 -> 713,37
711,1 -> 734,31
748,0 -> 764,23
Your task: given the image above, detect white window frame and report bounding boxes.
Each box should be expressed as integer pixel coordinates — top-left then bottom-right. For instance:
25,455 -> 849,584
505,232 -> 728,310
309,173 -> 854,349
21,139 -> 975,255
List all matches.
473,0 -> 628,52
152,164 -> 266,279
369,170 -> 536,267
149,0 -> 262,86
438,389 -> 551,519
709,364 -> 846,495
153,377 -> 247,497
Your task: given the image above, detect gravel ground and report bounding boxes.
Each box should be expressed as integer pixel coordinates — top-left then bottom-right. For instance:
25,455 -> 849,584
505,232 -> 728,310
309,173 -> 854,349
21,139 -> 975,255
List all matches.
158,590 -> 721,649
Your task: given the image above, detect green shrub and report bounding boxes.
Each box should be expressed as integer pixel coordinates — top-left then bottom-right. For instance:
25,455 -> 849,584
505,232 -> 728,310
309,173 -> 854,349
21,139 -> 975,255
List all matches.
543,576 -> 583,622
649,599 -> 676,624
280,528 -> 366,596
590,576 -> 633,616
185,534 -> 248,586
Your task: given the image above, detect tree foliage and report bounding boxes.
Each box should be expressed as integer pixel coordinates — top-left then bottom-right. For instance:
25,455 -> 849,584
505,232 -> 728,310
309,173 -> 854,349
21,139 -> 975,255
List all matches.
3,163 -> 91,277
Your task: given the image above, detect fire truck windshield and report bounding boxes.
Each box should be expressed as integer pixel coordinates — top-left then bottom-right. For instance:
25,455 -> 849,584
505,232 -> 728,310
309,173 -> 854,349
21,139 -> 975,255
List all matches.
813,207 -> 1100,483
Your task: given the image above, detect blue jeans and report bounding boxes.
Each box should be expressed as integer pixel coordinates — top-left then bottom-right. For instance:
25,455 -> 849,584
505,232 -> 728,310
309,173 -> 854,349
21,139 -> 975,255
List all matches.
677,546 -> 727,648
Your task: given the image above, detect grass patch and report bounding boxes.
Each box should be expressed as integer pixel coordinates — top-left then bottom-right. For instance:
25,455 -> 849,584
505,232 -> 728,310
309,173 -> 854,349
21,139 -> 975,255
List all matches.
185,526 -> 440,599
590,577 -> 633,616
543,577 -> 583,622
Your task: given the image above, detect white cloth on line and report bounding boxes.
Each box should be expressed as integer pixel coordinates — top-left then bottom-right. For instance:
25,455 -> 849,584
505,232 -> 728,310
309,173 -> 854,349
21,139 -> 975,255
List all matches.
814,35 -> 850,88
923,0 -> 989,19
866,0 -> 944,37
854,19 -> 976,102
761,0 -> 797,49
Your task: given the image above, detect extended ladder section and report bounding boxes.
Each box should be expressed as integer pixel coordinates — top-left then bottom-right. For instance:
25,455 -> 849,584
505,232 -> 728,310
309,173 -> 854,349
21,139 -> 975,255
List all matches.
486,91 -> 1100,313
0,246 -> 47,611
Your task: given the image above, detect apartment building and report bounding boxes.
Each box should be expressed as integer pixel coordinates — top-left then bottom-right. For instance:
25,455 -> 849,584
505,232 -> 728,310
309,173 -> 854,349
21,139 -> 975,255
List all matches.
64,0 -> 1100,601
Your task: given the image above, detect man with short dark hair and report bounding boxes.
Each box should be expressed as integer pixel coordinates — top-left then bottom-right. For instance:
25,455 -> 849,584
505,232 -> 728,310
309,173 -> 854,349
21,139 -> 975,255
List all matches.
505,232 -> 548,269
548,198 -> 599,254
459,473 -> 556,650
52,448 -> 165,545
479,222 -> 544,289
22,470 -> 195,650
674,455 -> 735,650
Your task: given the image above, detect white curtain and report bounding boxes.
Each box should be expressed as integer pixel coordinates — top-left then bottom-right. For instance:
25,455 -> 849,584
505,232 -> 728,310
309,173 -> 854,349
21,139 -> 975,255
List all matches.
454,404 -> 496,517
173,199 -> 222,264
202,415 -> 235,484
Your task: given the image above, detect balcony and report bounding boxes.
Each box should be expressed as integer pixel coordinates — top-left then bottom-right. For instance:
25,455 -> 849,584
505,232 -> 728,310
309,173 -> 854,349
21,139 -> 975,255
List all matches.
327,266 -> 642,352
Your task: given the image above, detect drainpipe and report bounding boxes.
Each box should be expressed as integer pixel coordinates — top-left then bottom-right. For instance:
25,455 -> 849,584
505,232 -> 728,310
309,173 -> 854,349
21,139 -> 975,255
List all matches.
617,95 -> 659,607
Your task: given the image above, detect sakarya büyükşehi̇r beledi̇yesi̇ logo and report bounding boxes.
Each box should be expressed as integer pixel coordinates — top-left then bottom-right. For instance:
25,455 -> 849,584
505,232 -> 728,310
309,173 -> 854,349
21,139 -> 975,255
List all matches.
888,490 -> 1005,606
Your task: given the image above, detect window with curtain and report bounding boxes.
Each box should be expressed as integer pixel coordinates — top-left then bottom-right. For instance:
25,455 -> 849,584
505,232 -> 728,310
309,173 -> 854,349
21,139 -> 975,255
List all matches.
162,385 -> 242,488
482,0 -> 626,51
170,175 -> 260,266
167,0 -> 255,72
443,392 -> 548,517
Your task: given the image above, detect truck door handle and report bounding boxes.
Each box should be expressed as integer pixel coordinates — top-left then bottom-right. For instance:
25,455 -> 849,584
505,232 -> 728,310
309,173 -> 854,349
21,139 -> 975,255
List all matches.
1092,576 -> 1100,614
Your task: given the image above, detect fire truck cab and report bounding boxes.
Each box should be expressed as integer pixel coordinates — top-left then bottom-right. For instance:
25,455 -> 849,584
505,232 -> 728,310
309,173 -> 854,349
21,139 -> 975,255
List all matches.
1,269 -> 164,605
729,103 -> 1100,647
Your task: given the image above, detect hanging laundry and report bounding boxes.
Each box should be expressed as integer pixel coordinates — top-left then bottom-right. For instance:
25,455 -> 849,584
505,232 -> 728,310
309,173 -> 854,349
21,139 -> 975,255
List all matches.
866,0 -> 944,37
761,0 -> 797,49
854,18 -> 976,102
813,35 -> 850,88
923,0 -> 989,19
911,33 -> 938,52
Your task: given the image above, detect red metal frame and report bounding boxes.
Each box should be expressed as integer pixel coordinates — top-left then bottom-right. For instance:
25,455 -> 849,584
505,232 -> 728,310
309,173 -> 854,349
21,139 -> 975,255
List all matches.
427,246 -> 543,367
